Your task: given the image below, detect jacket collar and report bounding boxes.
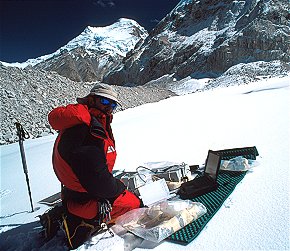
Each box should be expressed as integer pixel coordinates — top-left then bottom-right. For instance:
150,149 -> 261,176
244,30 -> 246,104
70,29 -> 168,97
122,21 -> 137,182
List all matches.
88,108 -> 113,124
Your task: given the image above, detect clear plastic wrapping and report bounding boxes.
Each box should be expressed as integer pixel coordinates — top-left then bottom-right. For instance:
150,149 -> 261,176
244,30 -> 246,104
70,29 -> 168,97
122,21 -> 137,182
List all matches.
220,156 -> 260,171
115,199 -> 207,243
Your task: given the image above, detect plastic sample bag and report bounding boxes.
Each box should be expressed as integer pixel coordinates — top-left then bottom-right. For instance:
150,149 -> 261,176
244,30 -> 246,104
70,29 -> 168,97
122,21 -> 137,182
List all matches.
115,199 -> 207,243
220,156 -> 260,171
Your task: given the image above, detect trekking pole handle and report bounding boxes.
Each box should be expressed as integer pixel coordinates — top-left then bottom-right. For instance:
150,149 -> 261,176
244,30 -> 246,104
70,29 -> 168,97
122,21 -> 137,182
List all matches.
15,122 -> 30,140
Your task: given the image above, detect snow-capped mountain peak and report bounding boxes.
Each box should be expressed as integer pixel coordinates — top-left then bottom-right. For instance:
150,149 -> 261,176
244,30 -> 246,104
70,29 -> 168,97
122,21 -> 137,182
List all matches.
65,18 -> 148,56
5,18 -> 148,74
5,18 -> 148,82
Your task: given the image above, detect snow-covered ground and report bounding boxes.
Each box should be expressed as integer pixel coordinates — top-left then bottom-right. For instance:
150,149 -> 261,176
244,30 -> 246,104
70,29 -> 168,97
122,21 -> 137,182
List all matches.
0,75 -> 289,250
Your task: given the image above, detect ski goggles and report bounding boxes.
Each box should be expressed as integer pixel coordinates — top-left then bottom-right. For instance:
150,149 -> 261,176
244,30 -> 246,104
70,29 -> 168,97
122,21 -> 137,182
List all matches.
100,97 -> 117,109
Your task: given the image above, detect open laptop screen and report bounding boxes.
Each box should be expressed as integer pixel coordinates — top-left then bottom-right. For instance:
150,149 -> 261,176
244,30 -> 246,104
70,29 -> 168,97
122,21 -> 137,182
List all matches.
205,151 -> 221,181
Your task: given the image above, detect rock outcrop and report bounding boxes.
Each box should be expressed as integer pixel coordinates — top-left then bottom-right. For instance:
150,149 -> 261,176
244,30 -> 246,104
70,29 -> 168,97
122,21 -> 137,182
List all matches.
104,0 -> 290,85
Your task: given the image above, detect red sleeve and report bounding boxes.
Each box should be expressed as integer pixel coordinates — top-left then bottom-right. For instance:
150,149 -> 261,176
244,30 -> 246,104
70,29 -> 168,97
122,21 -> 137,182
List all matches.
48,104 -> 91,130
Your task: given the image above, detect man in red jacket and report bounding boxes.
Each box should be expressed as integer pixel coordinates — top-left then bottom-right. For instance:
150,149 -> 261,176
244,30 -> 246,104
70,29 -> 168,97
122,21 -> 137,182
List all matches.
48,83 -> 141,249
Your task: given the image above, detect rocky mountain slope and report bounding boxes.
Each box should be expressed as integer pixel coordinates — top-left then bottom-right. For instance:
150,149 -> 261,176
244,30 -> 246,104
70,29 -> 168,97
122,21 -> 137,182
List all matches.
144,60 -> 290,93
104,0 -> 290,85
0,64 -> 176,145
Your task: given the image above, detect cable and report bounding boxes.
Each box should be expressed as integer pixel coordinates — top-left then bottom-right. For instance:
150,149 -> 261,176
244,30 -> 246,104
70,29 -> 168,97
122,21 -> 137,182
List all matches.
136,166 -> 156,183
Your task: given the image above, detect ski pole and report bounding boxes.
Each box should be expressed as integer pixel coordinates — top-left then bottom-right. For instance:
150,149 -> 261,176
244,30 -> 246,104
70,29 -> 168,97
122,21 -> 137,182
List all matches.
15,122 -> 34,212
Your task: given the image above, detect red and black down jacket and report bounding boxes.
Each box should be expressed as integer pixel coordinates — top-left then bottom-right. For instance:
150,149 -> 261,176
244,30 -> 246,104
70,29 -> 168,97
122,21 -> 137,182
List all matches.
48,104 -> 125,218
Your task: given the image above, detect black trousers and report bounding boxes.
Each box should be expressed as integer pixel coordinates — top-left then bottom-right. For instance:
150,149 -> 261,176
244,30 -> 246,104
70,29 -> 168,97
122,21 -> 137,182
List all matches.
62,210 -> 100,250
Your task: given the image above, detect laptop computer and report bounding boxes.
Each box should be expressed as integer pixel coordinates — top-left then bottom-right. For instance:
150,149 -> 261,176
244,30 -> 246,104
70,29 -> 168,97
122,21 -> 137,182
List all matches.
177,150 -> 221,199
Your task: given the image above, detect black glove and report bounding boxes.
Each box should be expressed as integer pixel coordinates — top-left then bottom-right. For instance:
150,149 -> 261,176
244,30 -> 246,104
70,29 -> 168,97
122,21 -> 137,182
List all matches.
90,116 -> 106,138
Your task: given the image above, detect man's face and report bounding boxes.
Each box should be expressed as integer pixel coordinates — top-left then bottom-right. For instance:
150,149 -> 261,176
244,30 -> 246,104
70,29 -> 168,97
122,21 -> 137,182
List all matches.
89,96 -> 117,115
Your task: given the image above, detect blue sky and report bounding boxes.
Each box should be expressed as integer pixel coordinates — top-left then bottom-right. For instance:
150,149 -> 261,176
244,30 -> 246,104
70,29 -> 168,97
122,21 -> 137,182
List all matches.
0,0 -> 180,63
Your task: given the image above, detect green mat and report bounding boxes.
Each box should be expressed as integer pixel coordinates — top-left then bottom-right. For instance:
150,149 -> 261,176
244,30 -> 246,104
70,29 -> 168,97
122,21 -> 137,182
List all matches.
167,170 -> 247,244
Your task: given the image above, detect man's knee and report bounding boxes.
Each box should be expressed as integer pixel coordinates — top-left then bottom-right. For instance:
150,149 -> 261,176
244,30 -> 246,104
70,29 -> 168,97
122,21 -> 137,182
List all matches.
115,190 -> 141,208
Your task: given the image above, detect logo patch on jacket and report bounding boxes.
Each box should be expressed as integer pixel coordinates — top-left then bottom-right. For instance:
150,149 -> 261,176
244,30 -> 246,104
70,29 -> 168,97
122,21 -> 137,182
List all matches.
107,146 -> 115,153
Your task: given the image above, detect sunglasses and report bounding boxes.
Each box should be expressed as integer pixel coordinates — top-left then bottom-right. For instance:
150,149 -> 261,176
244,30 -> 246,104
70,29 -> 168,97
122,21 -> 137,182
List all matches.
100,97 -> 117,109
